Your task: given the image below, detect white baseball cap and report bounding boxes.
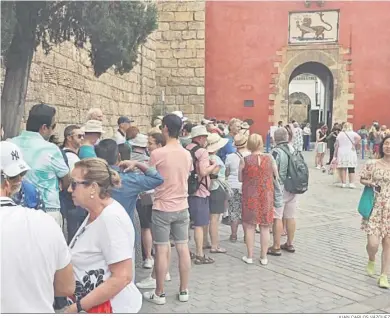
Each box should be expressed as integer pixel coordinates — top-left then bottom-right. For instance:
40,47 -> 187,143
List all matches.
0,141 -> 30,177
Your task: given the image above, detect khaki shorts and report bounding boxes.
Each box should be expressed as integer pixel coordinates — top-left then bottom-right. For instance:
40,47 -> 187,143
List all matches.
151,209 -> 190,245
274,190 -> 298,220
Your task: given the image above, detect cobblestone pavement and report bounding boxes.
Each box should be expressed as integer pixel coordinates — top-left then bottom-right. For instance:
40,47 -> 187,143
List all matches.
138,152 -> 390,314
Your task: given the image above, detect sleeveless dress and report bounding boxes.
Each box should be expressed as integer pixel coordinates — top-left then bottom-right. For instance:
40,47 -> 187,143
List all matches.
242,154 -> 274,225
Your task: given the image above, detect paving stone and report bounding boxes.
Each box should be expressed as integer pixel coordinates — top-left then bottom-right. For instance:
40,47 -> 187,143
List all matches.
139,153 -> 389,314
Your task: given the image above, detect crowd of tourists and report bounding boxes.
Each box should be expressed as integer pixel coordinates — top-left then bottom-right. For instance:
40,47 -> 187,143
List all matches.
1,103 -> 389,313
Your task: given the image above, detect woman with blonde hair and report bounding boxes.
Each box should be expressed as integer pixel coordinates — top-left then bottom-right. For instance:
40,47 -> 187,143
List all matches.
239,134 -> 277,265
65,158 -> 142,313
225,134 -> 250,242
334,122 -> 361,188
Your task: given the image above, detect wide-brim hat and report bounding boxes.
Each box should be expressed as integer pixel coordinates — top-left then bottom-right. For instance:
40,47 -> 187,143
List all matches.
234,134 -> 248,148
171,110 -> 188,122
190,125 -> 209,139
82,120 -> 105,134
206,133 -> 228,153
130,133 -> 148,148
0,141 -> 30,177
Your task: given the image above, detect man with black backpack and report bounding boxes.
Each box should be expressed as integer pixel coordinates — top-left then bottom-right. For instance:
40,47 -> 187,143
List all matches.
186,125 -> 219,265
268,127 -> 309,257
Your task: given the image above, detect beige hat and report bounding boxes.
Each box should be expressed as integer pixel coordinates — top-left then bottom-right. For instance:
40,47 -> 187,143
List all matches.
234,134 -> 248,148
206,133 -> 228,153
157,115 -> 164,120
130,133 -> 148,148
190,125 -> 209,139
82,120 -> 105,134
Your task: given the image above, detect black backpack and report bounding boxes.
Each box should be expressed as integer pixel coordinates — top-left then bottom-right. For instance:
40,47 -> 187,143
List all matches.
187,145 -> 207,195
279,144 -> 309,194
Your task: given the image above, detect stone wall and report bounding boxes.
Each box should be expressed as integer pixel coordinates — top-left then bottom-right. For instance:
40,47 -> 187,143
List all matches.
154,0 -> 205,124
1,37 -> 157,138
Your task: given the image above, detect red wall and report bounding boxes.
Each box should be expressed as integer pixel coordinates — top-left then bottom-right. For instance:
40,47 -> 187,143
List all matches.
205,1 -> 390,137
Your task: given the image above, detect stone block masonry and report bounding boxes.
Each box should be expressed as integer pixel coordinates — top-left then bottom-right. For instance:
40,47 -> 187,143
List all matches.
155,0 -> 205,124
1,37 -> 157,139
1,1 -> 207,138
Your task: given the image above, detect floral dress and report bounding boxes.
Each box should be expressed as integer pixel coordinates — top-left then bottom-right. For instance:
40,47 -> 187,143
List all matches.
360,160 -> 390,238
242,154 -> 274,226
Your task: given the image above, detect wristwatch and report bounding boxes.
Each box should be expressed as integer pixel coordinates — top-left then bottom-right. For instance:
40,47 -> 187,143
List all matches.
76,300 -> 86,313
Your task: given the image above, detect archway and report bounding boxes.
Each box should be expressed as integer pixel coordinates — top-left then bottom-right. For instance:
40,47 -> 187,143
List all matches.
288,63 -> 334,132
269,46 -> 354,132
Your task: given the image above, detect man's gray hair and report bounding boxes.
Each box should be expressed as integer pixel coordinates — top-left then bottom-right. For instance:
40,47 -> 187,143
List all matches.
274,127 -> 289,144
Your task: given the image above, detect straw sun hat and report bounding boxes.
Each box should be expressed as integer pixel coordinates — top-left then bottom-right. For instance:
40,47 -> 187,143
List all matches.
206,133 -> 228,153
234,134 -> 248,148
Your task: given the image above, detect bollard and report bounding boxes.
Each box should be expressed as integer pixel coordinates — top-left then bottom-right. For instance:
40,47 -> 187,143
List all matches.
266,132 -> 271,153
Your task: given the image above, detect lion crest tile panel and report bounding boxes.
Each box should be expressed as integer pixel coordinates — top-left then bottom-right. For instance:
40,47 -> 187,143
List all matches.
289,10 -> 339,44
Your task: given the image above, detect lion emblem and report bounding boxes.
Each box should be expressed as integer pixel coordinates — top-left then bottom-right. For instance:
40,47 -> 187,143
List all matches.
296,12 -> 332,40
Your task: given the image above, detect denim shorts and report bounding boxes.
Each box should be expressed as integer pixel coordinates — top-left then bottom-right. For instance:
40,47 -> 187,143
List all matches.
151,209 -> 190,245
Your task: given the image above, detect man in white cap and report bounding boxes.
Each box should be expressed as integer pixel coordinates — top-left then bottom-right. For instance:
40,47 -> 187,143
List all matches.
186,125 -> 219,265
0,141 -> 75,313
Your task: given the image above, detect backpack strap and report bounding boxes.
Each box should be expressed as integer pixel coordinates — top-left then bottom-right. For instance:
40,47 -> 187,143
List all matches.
188,145 -> 208,190
235,151 -> 243,160
63,148 -> 78,156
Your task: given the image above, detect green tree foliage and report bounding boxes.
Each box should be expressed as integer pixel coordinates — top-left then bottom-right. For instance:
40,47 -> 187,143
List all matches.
1,1 -> 158,137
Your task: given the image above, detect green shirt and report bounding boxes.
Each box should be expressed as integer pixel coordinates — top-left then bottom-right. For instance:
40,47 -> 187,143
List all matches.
11,131 -> 69,210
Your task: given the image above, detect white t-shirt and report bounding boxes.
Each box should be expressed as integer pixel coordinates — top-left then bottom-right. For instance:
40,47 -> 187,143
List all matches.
0,198 -> 71,313
115,130 -> 126,145
63,148 -> 80,171
69,200 -> 142,313
225,151 -> 251,189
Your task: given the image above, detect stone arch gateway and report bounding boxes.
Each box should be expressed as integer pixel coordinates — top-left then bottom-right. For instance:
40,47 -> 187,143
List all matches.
269,45 -> 354,127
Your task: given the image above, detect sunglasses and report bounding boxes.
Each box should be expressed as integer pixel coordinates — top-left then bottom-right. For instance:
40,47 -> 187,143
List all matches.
70,180 -> 90,191
73,134 -> 84,139
45,123 -> 56,130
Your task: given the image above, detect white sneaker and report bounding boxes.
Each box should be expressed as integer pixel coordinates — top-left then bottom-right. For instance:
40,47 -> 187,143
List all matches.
136,276 -> 156,289
260,258 -> 268,266
143,290 -> 166,305
178,289 -> 189,302
316,166 -> 321,170
341,184 -> 347,188
165,272 -> 171,281
349,183 -> 356,189
143,258 -> 154,269
242,256 -> 253,264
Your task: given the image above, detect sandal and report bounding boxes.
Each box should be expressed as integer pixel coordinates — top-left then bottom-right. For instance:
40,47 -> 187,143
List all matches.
210,247 -> 227,254
267,247 -> 282,256
281,243 -> 295,253
194,255 -> 215,265
229,235 -> 237,242
190,252 -> 196,260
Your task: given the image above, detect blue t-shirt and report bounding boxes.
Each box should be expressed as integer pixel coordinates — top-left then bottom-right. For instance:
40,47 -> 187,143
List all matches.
217,135 -> 236,163
78,145 -> 97,159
